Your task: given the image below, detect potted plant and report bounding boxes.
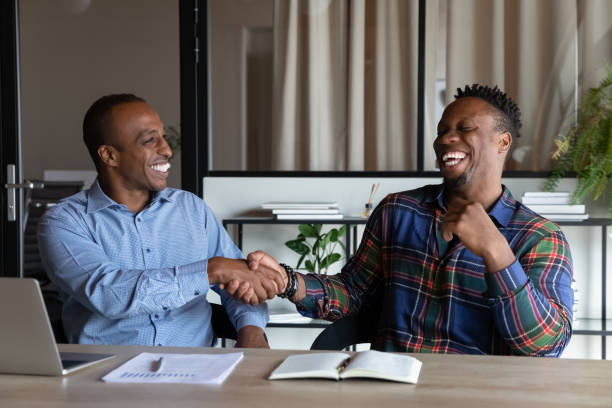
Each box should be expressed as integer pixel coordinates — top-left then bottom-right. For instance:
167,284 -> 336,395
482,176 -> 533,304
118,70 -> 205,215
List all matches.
545,66 -> 612,217
285,224 -> 346,274
164,124 -> 181,153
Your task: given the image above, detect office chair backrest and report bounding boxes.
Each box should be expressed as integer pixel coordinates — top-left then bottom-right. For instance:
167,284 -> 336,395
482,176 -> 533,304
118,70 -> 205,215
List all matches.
210,303 -> 238,341
310,306 -> 379,350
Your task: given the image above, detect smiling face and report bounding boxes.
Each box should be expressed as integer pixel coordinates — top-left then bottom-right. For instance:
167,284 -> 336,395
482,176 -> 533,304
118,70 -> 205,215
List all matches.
433,97 -> 511,191
103,101 -> 172,193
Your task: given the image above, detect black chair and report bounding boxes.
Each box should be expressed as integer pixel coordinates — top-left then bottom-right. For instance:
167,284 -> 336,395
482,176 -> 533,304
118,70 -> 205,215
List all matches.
23,181 -> 84,344
210,303 -> 238,342
310,306 -> 379,350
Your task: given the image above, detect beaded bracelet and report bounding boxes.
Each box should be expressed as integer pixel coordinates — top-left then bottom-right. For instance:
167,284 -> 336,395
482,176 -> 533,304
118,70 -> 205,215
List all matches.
278,263 -> 299,299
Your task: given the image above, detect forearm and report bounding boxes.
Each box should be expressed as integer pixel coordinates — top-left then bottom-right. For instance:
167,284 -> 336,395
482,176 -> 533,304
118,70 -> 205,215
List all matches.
487,260 -> 573,356
47,259 -> 209,320
293,270 -> 371,320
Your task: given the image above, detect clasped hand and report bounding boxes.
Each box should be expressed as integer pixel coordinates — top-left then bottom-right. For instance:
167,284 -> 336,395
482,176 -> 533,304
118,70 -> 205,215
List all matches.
440,198 -> 515,271
210,256 -> 286,306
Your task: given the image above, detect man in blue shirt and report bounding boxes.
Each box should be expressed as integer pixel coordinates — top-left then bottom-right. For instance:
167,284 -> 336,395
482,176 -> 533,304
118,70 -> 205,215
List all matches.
38,94 -> 284,348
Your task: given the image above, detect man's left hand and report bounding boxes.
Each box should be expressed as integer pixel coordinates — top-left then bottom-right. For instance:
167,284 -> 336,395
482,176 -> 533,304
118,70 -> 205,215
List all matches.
441,199 -> 515,272
235,325 -> 269,348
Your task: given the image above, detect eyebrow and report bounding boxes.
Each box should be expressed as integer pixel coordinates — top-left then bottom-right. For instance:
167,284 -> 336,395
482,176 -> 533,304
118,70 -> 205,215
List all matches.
137,129 -> 161,141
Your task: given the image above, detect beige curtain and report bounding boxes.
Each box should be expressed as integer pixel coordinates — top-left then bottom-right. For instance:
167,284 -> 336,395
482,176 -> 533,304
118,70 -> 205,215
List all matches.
578,0 -> 612,90
444,0 -> 612,171
271,0 -> 419,171
446,0 -> 578,171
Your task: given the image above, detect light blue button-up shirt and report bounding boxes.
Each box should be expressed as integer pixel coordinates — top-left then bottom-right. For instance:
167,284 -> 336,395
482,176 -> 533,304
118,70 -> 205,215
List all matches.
37,180 -> 267,346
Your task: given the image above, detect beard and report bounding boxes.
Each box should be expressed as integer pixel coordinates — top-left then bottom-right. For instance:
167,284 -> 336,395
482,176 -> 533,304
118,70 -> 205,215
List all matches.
443,172 -> 468,191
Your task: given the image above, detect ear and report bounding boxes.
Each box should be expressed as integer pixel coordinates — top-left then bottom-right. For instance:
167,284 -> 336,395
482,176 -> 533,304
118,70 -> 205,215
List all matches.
97,145 -> 120,167
498,131 -> 512,154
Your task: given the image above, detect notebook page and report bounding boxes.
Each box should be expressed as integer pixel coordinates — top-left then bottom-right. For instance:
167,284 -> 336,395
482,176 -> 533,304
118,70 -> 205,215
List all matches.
268,352 -> 349,380
102,352 -> 243,384
341,350 -> 422,383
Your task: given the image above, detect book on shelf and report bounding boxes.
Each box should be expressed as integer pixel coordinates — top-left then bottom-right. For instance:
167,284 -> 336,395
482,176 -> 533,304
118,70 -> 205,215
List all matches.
262,202 -> 339,210
521,196 -> 572,205
523,191 -> 571,197
268,350 -> 422,384
275,214 -> 344,220
268,312 -> 313,324
272,208 -> 341,215
539,213 -> 589,221
524,204 -> 585,214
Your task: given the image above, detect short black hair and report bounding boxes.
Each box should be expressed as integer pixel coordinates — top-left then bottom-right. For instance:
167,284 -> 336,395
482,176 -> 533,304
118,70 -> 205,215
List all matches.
82,93 -> 146,169
454,84 -> 522,138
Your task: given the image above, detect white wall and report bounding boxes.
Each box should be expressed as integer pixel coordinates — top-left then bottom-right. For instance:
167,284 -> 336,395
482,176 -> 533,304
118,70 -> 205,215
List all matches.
204,176 -> 612,357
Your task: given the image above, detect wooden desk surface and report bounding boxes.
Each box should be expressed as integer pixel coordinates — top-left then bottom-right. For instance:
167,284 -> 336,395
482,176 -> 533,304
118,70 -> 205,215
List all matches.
1,344 -> 612,408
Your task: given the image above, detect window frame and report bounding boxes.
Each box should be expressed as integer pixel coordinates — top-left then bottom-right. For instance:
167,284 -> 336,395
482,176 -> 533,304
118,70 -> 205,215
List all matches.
179,0 -> 554,196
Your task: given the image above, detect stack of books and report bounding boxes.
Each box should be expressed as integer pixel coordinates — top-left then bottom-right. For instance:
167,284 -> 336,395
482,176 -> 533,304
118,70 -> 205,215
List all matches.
262,202 -> 343,220
520,192 -> 589,221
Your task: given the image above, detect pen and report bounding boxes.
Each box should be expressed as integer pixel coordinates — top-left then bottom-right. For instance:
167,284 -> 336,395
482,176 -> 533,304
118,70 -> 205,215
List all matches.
152,357 -> 164,372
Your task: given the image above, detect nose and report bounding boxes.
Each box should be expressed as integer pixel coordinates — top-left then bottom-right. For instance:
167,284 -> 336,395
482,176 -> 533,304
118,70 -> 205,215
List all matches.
434,128 -> 459,149
158,136 -> 173,160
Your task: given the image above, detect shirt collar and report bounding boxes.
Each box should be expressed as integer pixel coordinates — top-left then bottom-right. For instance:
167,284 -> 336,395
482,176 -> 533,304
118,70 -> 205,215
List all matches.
427,183 -> 516,228
86,179 -> 174,213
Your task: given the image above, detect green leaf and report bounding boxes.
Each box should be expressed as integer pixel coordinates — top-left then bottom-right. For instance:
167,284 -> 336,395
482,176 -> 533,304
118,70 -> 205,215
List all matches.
285,239 -> 310,255
314,224 -> 322,234
328,229 -> 339,242
320,253 -> 342,269
299,224 -> 319,238
338,225 -> 346,236
305,260 -> 315,273
296,252 -> 308,269
320,231 -> 332,249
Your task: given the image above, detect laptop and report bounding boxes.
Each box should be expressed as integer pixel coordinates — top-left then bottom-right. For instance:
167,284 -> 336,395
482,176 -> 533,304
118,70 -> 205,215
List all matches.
0,278 -> 114,376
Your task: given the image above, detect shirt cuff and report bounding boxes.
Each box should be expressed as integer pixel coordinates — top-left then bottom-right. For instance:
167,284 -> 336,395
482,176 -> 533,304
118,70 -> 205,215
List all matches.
234,303 -> 269,330
295,274 -> 326,317
175,259 -> 209,302
485,259 -> 529,298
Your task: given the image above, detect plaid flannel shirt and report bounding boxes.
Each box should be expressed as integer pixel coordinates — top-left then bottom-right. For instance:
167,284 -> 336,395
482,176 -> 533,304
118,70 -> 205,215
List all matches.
296,184 -> 574,356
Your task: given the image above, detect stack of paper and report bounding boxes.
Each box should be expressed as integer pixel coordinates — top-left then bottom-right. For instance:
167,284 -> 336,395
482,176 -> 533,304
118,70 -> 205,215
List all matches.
262,202 -> 343,220
521,192 -> 588,221
101,352 -> 243,384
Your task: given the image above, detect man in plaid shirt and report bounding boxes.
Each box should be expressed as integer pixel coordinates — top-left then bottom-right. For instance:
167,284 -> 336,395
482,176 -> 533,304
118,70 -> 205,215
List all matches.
245,84 -> 574,356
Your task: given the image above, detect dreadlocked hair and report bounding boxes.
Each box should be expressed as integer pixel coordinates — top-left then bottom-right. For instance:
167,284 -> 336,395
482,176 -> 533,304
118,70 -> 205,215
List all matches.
455,84 -> 522,138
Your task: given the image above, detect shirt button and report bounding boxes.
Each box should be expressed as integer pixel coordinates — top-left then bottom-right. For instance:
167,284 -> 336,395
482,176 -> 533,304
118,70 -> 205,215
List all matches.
157,343 -> 162,346
162,306 -> 168,311
137,218 -> 142,222
194,291 -> 200,296
154,314 -> 159,319
146,248 -> 151,253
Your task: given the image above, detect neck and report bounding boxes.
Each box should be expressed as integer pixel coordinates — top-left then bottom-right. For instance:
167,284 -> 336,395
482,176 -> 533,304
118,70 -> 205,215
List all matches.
98,176 -> 151,213
445,178 -> 503,212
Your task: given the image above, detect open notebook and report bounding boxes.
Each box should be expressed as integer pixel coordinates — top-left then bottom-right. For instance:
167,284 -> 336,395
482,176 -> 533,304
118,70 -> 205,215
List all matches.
269,350 -> 422,384
0,278 -> 114,376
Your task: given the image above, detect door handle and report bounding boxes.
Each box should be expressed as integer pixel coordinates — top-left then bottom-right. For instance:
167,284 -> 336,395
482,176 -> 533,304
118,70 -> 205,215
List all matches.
5,164 -> 45,222
5,181 -> 45,189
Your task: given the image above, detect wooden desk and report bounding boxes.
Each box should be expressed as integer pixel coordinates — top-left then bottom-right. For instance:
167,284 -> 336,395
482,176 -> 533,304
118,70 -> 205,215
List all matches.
1,344 -> 612,407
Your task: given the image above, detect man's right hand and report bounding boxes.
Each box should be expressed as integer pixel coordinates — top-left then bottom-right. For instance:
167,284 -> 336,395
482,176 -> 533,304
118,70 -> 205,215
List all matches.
208,257 -> 285,306
247,250 -> 306,303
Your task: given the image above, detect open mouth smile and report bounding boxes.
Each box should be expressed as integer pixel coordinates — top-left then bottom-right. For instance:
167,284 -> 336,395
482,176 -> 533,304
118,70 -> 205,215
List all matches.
441,151 -> 467,167
150,162 -> 171,173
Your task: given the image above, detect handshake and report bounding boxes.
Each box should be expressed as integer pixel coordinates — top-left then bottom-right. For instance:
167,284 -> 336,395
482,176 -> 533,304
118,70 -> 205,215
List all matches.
208,251 -> 293,306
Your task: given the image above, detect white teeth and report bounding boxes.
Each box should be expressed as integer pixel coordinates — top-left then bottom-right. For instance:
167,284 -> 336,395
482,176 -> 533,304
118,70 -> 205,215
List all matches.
151,163 -> 171,172
444,159 -> 461,167
442,152 -> 466,162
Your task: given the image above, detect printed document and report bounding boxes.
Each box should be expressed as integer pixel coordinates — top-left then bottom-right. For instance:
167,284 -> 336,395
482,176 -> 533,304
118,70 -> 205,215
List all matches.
102,352 -> 243,384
